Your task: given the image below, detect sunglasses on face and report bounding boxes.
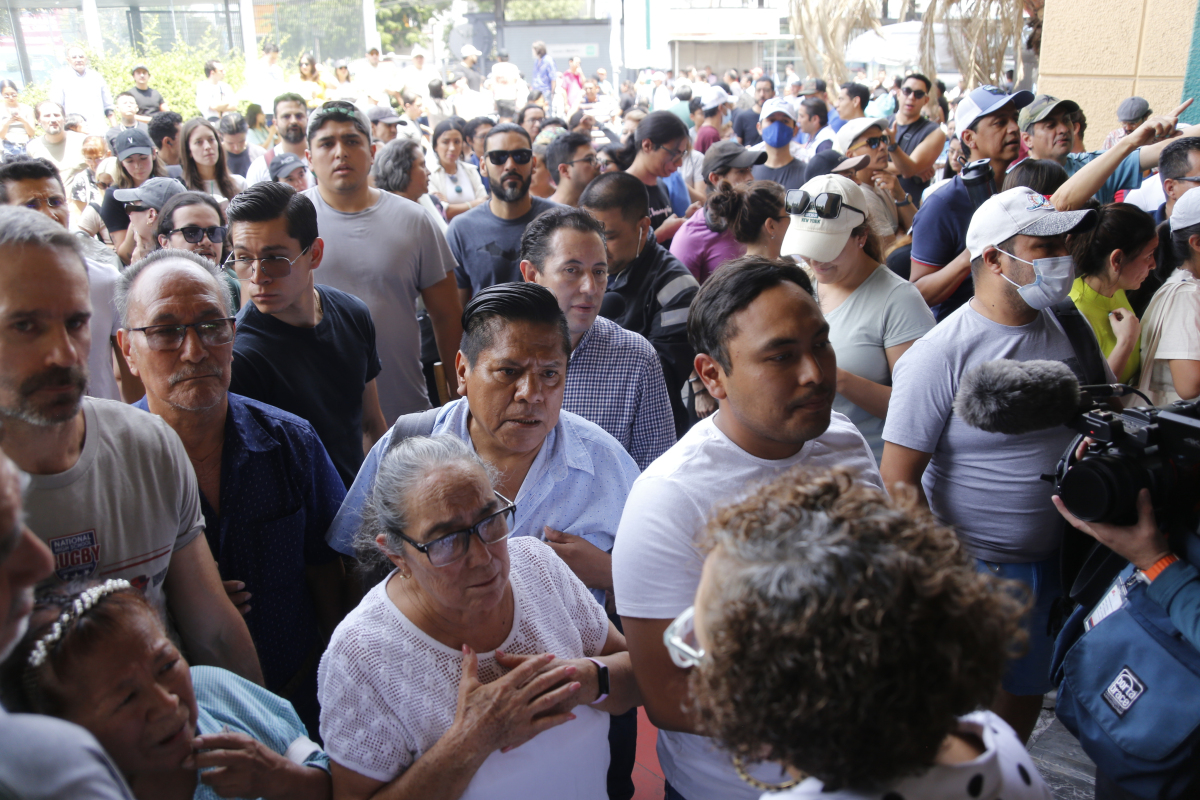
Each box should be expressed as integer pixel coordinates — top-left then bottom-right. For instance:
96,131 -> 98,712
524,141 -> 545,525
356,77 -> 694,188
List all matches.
124,203 -> 149,214
901,87 -> 927,99
169,225 -> 227,244
784,190 -> 867,220
854,135 -> 890,151
485,148 -> 533,166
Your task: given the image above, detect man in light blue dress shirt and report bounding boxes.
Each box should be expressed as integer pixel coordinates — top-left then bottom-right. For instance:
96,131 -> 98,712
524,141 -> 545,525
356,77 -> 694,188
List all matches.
327,282 -> 640,603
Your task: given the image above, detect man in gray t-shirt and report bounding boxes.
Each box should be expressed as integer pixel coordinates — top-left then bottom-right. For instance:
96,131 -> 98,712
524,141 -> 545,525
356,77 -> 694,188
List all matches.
881,188 -> 1099,745
303,100 -> 462,422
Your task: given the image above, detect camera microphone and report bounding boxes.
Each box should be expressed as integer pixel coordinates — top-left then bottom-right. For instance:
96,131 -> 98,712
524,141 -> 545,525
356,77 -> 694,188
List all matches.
599,292 -> 626,320
953,359 -> 1084,435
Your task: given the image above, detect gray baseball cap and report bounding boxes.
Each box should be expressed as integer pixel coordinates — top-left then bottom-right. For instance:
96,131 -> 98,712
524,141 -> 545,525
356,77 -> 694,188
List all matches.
113,177 -> 187,210
1117,96 -> 1151,123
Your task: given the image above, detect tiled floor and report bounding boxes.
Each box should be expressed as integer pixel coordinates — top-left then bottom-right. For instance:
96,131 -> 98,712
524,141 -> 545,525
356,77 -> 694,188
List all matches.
631,708 -> 665,800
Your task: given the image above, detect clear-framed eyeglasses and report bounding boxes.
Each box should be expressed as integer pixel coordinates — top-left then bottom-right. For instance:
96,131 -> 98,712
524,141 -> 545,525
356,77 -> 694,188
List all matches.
663,605 -> 705,668
223,247 -> 310,282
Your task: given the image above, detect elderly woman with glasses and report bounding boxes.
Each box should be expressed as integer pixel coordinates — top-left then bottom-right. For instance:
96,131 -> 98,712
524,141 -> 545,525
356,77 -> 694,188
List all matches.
319,434 -> 638,800
668,467 -> 1049,800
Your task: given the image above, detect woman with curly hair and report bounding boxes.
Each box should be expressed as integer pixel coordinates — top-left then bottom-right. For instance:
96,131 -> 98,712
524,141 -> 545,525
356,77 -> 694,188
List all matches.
669,467 -> 1050,800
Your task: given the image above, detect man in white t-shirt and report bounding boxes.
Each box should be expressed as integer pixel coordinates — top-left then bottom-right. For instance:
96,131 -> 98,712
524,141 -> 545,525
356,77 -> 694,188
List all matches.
612,256 -> 882,800
196,59 -> 236,122
0,206 -> 263,686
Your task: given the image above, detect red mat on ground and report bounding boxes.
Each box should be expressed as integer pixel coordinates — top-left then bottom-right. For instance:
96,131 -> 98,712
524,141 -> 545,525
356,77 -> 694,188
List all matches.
632,707 -> 665,800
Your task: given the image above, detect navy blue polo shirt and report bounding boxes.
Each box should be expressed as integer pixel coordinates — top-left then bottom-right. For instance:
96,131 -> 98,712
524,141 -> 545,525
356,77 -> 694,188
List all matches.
136,393 -> 344,734
910,173 -> 974,320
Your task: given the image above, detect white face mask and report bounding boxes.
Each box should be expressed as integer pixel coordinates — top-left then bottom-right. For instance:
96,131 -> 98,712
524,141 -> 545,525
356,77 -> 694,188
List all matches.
995,248 -> 1075,310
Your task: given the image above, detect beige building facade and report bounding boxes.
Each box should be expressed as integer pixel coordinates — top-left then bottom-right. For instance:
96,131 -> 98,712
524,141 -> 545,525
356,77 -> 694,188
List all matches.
1037,0 -> 1197,148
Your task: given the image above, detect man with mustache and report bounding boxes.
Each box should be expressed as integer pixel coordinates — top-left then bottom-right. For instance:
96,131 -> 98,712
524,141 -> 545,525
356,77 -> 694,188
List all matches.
0,449 -> 138,800
245,93 -> 312,189
611,256 -> 881,800
0,207 -> 262,686
117,249 -> 348,737
446,122 -> 563,307
1022,94 -> 1200,206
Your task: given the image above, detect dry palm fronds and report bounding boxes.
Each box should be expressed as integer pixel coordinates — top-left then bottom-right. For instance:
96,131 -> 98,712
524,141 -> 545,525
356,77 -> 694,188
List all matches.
902,0 -> 1026,89
788,0 -> 883,87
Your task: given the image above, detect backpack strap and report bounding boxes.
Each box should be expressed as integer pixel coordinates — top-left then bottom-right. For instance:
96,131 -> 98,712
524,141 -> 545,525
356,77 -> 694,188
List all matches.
1052,298 -> 1110,386
384,407 -> 441,454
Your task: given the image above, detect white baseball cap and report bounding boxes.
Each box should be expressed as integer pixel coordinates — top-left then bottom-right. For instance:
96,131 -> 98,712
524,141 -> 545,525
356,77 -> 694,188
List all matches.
701,85 -> 733,111
834,117 -> 887,155
781,174 -> 869,263
461,44 -> 483,58
956,85 -> 1034,137
759,96 -> 797,123
965,187 -> 1096,259
1170,185 -> 1200,231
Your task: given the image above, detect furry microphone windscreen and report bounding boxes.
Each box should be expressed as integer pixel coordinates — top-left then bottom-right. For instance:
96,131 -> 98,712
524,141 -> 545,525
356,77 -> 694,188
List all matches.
953,359 -> 1081,435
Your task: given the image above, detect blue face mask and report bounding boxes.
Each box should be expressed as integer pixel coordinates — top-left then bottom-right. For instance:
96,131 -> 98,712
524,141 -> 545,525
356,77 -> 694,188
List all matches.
762,120 -> 793,148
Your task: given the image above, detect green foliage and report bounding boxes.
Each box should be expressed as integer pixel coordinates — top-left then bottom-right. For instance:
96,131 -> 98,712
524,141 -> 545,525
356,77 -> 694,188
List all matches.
19,29 -> 248,121
377,1 -> 450,52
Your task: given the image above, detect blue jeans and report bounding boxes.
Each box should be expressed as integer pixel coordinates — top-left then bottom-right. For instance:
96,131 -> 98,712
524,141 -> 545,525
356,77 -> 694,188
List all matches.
976,555 -> 1062,696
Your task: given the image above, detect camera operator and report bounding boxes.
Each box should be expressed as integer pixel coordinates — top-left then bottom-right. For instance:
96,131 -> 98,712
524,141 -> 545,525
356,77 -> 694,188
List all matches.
1052,490 -> 1200,800
673,467 -> 1051,800
880,187 -> 1101,744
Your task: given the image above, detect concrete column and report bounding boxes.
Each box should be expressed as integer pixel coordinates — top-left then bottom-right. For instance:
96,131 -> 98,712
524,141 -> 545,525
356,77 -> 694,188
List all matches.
239,0 -> 257,58
363,0 -> 381,53
81,0 -> 103,55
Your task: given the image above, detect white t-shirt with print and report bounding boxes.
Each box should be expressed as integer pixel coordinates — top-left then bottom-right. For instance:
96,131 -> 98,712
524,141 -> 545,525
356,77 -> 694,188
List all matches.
612,411 -> 882,800
767,711 -> 1052,800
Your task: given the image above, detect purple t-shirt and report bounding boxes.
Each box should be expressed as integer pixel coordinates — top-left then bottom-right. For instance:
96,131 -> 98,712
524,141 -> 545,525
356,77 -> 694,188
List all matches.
669,209 -> 746,284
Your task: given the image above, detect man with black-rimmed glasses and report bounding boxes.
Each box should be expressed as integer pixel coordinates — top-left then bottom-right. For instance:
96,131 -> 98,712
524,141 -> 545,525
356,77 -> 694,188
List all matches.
116,248 -> 347,738
446,122 -> 563,306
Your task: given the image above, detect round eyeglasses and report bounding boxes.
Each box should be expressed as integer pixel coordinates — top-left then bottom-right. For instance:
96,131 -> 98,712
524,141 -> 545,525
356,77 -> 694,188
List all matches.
223,247 -> 310,282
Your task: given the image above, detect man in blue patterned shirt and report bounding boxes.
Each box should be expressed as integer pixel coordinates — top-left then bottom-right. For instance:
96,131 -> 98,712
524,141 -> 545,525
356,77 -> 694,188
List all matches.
519,207 -> 675,469
118,249 -> 348,738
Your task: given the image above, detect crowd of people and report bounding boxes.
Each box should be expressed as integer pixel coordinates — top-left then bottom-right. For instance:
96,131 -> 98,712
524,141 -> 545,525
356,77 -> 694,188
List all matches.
0,37 -> 1199,800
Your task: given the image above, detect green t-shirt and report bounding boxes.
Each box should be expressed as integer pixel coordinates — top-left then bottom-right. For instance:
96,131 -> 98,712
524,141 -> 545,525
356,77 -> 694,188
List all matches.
1069,276 -> 1141,384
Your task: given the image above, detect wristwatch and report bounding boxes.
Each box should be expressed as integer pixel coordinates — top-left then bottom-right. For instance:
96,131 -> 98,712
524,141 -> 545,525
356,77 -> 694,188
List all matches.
1137,553 -> 1179,583
895,194 -> 912,208
585,657 -> 610,704
887,141 -> 898,153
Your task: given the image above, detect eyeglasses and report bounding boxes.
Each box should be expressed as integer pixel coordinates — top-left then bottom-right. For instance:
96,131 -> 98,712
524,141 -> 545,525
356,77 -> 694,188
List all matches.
485,148 -> 533,166
127,317 -> 235,351
656,143 -> 685,163
169,225 -> 227,245
784,189 -> 867,220
567,154 -> 600,168
223,247 -> 310,281
124,203 -> 149,214
393,491 -> 517,568
663,606 -> 705,668
852,135 -> 890,152
901,86 -> 928,99
1173,176 -> 1200,184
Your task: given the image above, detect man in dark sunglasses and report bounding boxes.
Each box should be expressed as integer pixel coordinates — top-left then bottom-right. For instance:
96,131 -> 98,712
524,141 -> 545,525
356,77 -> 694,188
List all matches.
446,122 -> 563,308
113,175 -> 187,263
885,73 -> 946,205
118,248 -> 348,736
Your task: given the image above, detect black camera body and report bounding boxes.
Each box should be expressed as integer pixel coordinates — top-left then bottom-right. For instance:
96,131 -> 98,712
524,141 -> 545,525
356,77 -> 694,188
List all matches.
960,158 -> 995,209
1052,399 -> 1200,533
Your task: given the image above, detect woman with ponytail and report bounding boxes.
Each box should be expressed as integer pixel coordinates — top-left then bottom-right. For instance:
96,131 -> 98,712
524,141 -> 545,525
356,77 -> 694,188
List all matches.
621,110 -> 697,243
706,180 -> 790,262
